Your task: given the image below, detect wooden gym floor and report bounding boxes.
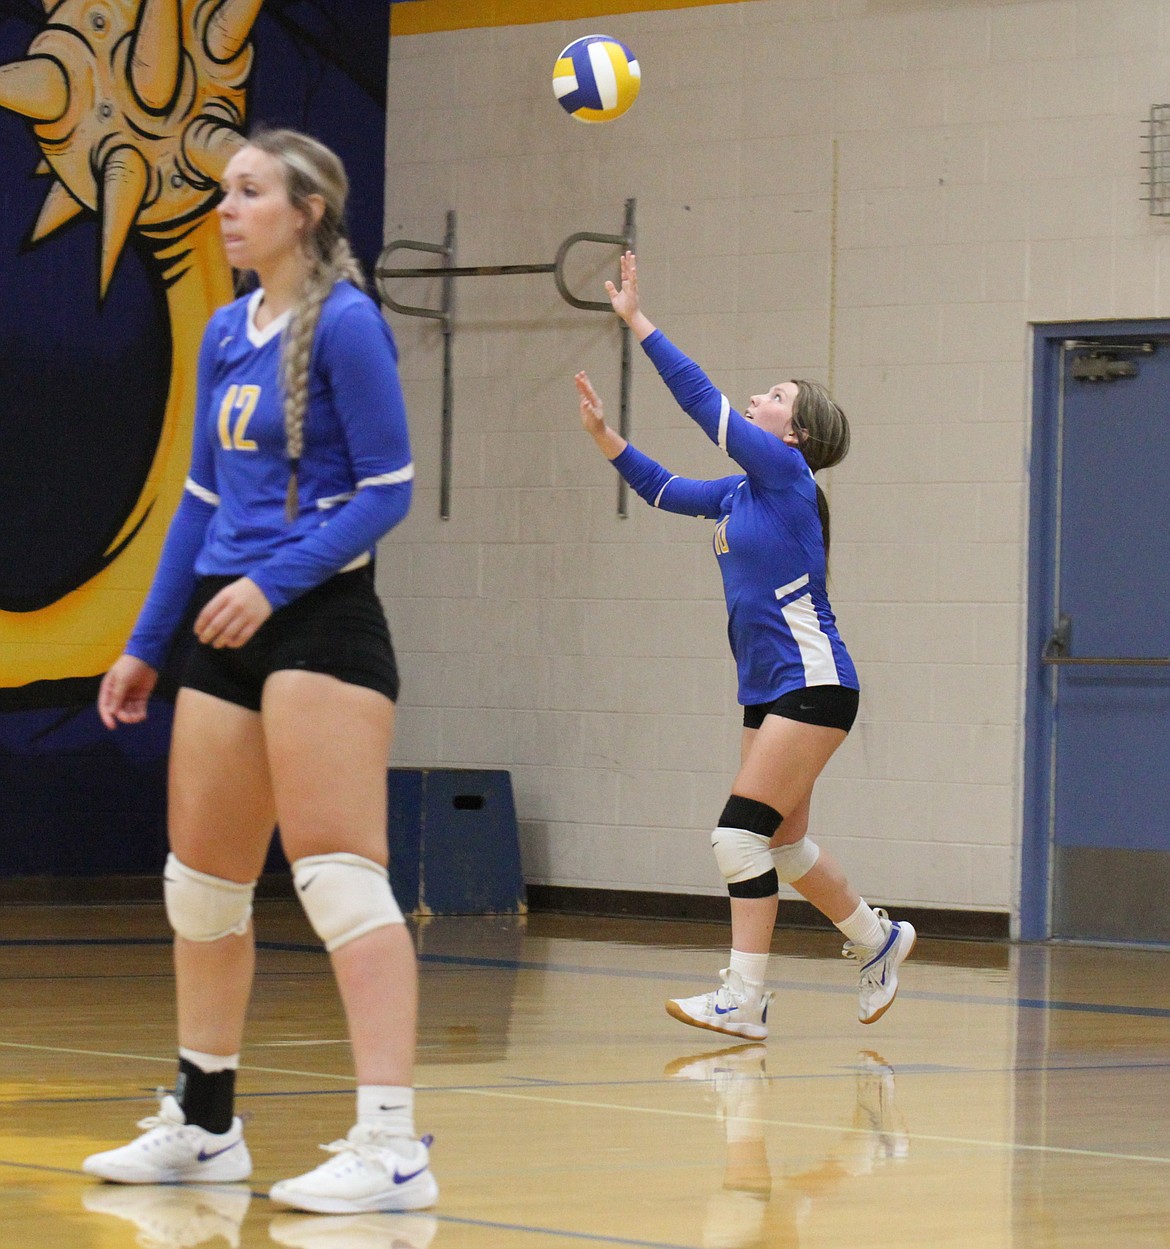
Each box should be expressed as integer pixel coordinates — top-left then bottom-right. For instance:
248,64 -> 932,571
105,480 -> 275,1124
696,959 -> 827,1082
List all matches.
2,899 -> 1168,1248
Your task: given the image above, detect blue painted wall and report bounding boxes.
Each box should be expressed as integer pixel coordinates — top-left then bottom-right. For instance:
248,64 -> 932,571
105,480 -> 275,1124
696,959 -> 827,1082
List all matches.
0,0 -> 391,876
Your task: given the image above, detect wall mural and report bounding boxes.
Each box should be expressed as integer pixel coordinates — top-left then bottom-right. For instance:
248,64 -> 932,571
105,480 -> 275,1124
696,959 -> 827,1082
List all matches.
0,0 -> 389,874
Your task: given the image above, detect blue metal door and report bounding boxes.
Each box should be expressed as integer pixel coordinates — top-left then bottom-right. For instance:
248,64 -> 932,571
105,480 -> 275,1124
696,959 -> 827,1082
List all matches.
1025,327 -> 1170,942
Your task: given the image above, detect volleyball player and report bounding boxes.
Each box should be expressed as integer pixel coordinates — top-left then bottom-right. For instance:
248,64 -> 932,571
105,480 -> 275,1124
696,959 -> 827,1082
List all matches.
575,252 -> 915,1040
84,129 -> 436,1214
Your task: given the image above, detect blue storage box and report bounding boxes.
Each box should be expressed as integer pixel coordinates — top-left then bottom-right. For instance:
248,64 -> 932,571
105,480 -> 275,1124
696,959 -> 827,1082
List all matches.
387,768 -> 526,916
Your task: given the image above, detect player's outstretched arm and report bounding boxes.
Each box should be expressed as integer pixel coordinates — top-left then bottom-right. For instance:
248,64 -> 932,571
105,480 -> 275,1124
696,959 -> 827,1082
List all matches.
604,251 -> 657,342
575,370 -> 628,460
576,369 -> 732,519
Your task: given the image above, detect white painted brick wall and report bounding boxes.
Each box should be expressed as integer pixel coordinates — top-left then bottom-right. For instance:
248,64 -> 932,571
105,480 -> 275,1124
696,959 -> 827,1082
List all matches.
381,0 -> 1170,922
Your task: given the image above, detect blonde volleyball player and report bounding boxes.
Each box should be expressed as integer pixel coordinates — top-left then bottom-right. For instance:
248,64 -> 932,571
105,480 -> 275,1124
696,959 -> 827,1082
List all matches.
86,129 -> 436,1215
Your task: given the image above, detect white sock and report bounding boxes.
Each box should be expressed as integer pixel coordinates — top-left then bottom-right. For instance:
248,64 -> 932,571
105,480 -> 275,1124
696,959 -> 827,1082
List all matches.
836,900 -> 886,950
729,949 -> 770,994
178,1047 -> 239,1073
357,1085 -> 415,1138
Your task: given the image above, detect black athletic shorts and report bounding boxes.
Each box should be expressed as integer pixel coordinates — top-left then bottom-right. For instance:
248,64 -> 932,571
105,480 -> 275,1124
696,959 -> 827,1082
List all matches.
743,685 -> 859,732
181,565 -> 399,711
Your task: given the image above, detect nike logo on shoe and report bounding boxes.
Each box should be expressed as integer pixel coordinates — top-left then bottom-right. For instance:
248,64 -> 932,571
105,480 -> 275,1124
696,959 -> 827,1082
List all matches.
197,1140 -> 240,1162
393,1162 -> 429,1185
713,1004 -> 736,1015
864,927 -> 899,969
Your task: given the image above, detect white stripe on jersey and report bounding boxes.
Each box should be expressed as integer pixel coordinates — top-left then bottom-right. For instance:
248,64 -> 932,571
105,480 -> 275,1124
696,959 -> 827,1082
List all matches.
317,465 -> 415,510
717,394 -> 731,452
357,464 -> 414,488
779,592 -> 840,686
316,492 -> 354,510
185,477 -> 220,506
774,573 -> 810,601
653,475 -> 678,507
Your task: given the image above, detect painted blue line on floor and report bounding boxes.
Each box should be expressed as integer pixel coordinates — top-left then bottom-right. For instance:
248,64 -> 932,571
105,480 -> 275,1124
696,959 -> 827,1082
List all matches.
7,1053 -> 1170,1113
3,938 -> 1170,1020
0,1154 -> 704,1249
417,952 -> 1170,1021
0,1158 -> 84,1176
425,1213 -> 701,1248
2,937 -> 170,946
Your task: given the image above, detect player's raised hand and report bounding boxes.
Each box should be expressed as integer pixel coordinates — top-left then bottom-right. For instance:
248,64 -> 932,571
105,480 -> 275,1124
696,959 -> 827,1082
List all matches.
575,370 -> 606,436
604,250 -> 641,323
575,370 -> 628,461
603,251 -> 657,343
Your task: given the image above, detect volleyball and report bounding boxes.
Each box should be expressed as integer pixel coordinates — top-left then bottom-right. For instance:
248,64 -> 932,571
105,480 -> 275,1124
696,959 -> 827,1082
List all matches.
553,35 -> 641,123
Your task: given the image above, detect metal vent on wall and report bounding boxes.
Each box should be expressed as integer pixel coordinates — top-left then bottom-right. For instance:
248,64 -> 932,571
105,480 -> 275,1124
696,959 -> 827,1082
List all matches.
1143,104 -> 1170,215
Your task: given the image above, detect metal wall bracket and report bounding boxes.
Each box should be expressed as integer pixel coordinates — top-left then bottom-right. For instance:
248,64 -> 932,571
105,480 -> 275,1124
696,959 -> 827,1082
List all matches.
375,199 -> 637,518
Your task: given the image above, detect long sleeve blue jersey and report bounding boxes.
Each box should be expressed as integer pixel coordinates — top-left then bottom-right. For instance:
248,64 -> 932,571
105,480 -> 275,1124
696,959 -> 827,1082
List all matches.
127,282 -> 413,669
613,330 -> 858,705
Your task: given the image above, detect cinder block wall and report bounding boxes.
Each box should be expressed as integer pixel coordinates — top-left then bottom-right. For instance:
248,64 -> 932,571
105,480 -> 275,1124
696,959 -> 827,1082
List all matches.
379,0 -> 1170,927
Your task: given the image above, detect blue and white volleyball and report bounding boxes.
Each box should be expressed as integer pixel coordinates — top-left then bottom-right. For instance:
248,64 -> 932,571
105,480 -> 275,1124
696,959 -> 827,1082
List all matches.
553,35 -> 641,123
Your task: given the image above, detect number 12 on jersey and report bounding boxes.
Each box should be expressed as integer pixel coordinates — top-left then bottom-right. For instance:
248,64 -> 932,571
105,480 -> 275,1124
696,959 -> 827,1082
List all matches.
217,384 -> 260,451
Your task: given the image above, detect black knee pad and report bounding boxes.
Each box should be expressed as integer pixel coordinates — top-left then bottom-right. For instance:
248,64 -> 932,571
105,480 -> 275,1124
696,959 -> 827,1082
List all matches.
718,795 -> 783,839
728,870 -> 780,899
714,795 -> 784,899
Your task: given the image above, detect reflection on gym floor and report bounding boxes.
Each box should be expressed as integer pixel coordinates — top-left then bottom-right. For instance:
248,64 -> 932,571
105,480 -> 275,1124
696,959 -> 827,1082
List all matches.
664,1044 -> 910,1249
2,903 -> 1168,1248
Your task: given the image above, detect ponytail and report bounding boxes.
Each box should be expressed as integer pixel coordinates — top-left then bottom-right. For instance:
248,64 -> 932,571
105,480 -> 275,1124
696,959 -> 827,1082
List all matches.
815,482 -> 831,560
792,379 -> 850,566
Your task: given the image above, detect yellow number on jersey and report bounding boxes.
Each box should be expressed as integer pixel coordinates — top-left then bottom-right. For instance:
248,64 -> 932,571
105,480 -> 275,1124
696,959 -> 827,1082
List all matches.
713,516 -> 730,555
216,384 -> 261,451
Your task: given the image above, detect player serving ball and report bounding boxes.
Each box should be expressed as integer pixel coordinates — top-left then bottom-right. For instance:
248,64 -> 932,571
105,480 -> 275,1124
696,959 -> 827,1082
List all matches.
575,252 -> 915,1039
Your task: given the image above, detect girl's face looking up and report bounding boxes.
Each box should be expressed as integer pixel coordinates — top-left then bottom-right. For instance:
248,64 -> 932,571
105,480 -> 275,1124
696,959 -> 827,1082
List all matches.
745,381 -> 801,446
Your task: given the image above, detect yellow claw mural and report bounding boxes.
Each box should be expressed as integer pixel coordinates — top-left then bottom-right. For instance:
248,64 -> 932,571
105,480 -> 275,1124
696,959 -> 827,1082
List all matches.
0,0 -> 262,689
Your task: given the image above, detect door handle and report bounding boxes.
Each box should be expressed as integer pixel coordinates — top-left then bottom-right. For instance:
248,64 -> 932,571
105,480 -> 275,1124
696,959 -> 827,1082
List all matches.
1042,655 -> 1170,666
1042,612 -> 1071,660
1041,611 -> 1170,665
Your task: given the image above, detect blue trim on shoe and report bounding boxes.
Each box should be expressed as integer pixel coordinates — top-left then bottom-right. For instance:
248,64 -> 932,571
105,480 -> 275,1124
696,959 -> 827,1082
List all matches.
864,921 -> 900,971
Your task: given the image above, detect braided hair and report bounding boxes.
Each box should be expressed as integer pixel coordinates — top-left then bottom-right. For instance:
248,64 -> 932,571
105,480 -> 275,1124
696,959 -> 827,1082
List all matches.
243,128 -> 366,521
790,380 -> 850,559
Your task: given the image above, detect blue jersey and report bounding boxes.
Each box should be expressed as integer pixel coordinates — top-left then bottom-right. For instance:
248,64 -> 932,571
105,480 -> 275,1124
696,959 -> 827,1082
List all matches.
613,330 -> 858,705
127,282 -> 413,669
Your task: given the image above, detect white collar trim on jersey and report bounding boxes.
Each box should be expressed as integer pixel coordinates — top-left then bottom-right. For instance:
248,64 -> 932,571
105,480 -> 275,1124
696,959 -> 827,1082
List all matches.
246,289 -> 291,347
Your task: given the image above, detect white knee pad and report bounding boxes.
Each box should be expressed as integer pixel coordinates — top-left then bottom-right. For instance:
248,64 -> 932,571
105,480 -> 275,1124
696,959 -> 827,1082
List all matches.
292,852 -> 404,952
711,826 -> 775,887
771,836 -> 820,884
164,852 -> 255,942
